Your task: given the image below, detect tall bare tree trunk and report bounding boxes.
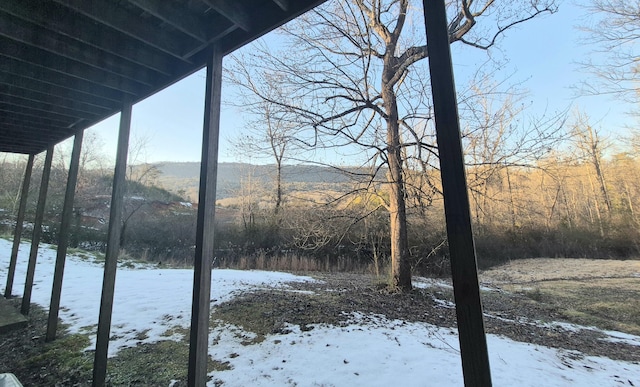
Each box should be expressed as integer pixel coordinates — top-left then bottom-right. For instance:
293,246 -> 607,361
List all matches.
383,67 -> 411,291
592,147 -> 612,214
624,181 -> 636,223
588,174 -> 605,237
505,166 -> 518,229
274,157 -> 282,214
560,184 -> 574,229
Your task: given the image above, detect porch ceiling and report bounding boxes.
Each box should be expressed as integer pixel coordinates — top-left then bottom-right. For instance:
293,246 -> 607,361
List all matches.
0,0 -> 326,155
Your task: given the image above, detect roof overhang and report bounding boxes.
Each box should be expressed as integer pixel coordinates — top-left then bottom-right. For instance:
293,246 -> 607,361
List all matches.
0,0 -> 327,154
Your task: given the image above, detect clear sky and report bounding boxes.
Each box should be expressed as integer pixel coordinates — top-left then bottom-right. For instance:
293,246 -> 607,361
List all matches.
84,0 -> 634,165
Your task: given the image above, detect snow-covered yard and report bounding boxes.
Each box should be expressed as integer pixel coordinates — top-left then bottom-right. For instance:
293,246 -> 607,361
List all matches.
1,238 -> 639,386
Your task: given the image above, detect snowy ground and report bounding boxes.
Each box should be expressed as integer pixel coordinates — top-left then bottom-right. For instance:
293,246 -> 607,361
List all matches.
1,239 -> 639,386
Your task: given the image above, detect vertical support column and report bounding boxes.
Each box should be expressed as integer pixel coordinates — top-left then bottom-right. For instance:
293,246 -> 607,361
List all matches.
92,102 -> 132,387
188,45 -> 223,387
422,1 -> 492,386
21,146 -> 54,315
4,154 -> 34,298
46,130 -> 84,342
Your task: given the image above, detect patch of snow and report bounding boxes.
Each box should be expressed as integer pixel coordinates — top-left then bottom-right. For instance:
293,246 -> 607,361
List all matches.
480,283 -> 501,292
412,276 -> 452,289
600,330 -> 640,347
432,297 -> 455,309
0,239 -> 316,356
207,313 -> 640,387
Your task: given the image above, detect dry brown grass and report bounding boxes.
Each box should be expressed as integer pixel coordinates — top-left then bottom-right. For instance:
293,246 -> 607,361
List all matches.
216,253 -> 377,274
481,258 -> 640,335
480,258 -> 640,284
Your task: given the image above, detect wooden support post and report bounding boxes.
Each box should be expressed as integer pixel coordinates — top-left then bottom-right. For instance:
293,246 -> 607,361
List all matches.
187,45 -> 223,387
92,102 -> 132,387
46,130 -> 84,342
4,154 -> 34,298
21,146 -> 54,315
422,1 -> 492,386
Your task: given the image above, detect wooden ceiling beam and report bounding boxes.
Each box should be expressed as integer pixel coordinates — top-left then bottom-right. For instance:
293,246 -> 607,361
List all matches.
203,0 -> 251,32
0,38 -> 147,95
0,58 -> 127,103
0,147 -> 41,155
0,0 -> 330,156
0,85 -> 110,116
1,122 -> 69,137
219,0 -> 328,55
0,74 -> 121,110
0,125 -> 68,140
181,18 -> 238,59
272,0 -> 289,11
0,103 -> 83,125
0,0 -> 179,76
128,0 -> 209,43
0,13 -> 165,87
0,111 -> 74,129
0,138 -> 49,154
51,0 -> 199,61
1,94 -> 103,121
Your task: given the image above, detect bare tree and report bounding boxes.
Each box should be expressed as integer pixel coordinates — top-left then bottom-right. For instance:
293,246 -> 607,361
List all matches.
226,66 -> 303,214
461,73 -> 566,229
231,0 -> 557,290
570,110 -> 613,217
579,0 -> 640,104
0,154 -> 29,215
120,134 -> 162,248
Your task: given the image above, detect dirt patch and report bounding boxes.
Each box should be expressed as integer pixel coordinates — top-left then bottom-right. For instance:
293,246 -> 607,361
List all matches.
0,299 -> 93,386
212,273 -> 457,339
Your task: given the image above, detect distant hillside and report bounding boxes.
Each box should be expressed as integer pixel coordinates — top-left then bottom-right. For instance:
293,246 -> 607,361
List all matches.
149,162 -> 378,202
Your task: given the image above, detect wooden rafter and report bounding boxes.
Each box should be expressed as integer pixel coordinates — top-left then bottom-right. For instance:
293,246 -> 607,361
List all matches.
0,39 -> 149,93
0,76 -> 121,110
272,0 -> 290,11
0,0 -> 327,155
0,58 -> 128,102
51,0 -> 196,60
203,0 -> 251,32
128,0 -> 209,42
0,0 -> 180,76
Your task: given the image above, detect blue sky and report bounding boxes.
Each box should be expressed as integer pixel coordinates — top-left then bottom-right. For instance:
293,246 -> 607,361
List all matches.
85,1 -> 634,165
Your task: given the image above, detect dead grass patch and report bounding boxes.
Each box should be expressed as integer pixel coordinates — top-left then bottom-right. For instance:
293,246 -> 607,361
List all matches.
512,278 -> 640,335
211,290 -> 346,338
483,259 -> 640,335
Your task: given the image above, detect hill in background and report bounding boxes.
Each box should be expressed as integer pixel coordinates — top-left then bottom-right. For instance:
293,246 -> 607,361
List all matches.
150,162 -> 370,202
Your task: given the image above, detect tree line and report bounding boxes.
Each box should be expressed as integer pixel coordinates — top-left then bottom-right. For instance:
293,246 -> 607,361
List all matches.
222,122 -> 640,274
0,116 -> 637,279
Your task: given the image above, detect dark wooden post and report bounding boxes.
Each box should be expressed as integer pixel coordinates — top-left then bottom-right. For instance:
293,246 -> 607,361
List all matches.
187,45 -> 222,387
46,130 -> 84,342
92,101 -> 132,387
21,146 -> 54,315
4,154 -> 34,298
422,0 -> 492,386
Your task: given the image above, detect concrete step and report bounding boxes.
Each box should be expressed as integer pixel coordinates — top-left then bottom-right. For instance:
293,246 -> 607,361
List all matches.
0,297 -> 27,334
